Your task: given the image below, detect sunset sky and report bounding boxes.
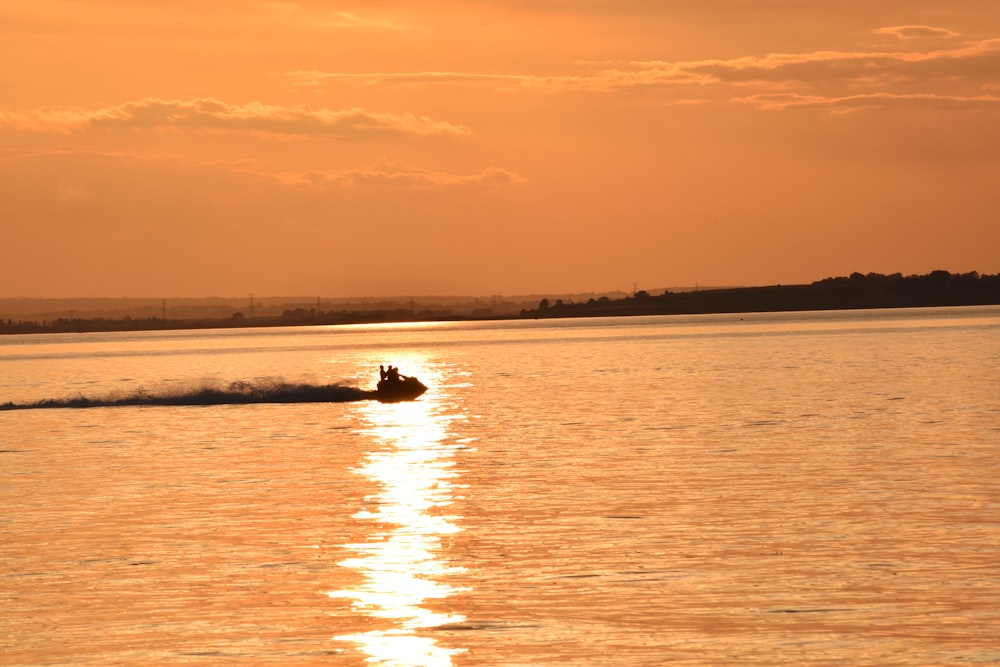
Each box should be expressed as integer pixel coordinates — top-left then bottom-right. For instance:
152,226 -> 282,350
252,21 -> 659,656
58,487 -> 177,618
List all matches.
3,1 -> 999,298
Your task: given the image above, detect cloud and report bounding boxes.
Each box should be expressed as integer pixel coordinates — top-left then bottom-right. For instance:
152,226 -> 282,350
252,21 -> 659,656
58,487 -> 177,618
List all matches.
653,37 -> 1000,86
875,25 -> 961,41
251,4 -> 410,31
273,163 -> 527,189
316,10 -> 409,31
285,67 -> 704,95
735,92 -> 1000,111
285,69 -> 526,89
282,30 -> 1000,111
286,65 -> 715,95
3,2 -> 410,37
0,98 -> 470,138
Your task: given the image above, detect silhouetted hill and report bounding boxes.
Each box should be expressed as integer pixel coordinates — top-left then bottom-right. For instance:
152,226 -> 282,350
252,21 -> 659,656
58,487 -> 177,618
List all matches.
521,271 -> 1000,319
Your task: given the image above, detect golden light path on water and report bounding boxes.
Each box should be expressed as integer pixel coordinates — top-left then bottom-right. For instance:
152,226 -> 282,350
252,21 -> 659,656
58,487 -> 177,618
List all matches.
330,361 -> 471,666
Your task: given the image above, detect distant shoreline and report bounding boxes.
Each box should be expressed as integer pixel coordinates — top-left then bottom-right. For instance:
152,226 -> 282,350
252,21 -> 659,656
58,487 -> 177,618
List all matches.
2,270 -> 997,336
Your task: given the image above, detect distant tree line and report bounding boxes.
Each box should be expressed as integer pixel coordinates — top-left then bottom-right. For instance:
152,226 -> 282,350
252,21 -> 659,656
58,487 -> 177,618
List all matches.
3,270 -> 997,335
0,307 -> 463,335
521,270 -> 1000,318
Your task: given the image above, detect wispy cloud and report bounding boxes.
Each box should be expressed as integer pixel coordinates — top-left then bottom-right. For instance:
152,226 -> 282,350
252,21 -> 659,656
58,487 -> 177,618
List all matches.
317,10 -> 409,31
874,25 -> 961,41
552,35 -> 1000,91
735,92 -> 1000,112
673,37 -> 1000,85
272,162 -> 526,189
283,28 -> 1000,113
0,98 -> 470,138
1,3 -> 410,35
286,65 -> 709,93
254,5 -> 410,31
285,69 -> 526,89
0,151 -> 524,200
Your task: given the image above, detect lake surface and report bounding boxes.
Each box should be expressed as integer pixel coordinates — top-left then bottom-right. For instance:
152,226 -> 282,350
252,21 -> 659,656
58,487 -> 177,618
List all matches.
2,307 -> 999,666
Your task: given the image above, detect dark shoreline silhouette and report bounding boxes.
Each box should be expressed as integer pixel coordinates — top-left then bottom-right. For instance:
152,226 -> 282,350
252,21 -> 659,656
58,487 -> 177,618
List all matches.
523,270 -> 1000,320
2,270 -> 997,335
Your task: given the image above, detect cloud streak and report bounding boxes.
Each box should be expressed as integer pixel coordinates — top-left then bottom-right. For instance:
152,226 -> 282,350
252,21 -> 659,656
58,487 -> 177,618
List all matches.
272,163 -> 527,189
672,37 -> 1000,85
735,92 -> 1000,111
0,98 -> 470,138
284,29 -> 1000,112
875,25 -> 961,41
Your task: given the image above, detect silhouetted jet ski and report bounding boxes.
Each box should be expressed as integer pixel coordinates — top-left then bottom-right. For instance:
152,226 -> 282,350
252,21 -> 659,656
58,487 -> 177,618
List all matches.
375,376 -> 428,402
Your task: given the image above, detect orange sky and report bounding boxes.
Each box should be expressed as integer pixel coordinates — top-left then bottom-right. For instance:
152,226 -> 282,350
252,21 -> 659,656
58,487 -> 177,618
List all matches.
3,1 -> 999,298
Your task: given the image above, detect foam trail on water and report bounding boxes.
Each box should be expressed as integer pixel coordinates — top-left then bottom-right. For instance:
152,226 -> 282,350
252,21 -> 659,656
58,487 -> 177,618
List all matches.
0,380 -> 376,410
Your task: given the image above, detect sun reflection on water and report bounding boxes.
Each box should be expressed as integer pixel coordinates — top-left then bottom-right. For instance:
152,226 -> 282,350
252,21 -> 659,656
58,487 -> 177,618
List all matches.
330,371 -> 470,666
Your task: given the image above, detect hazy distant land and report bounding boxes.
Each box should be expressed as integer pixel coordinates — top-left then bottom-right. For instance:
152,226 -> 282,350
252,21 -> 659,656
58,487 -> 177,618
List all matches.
2,271 -> 997,335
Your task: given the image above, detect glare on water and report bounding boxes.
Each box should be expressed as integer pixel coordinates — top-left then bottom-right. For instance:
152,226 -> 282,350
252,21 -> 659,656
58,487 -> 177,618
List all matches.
331,366 -> 472,666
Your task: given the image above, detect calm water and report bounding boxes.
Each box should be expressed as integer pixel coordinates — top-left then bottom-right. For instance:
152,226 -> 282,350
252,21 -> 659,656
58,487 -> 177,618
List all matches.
2,307 -> 999,666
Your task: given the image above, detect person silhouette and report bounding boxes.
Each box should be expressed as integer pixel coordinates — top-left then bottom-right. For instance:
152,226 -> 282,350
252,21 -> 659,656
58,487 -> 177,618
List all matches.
379,365 -> 387,382
387,365 -> 400,382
